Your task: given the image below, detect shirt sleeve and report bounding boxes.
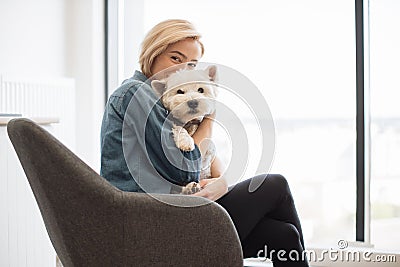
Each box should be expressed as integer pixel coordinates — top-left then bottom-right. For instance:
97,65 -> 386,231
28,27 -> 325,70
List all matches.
120,81 -> 201,189
100,93 -> 143,192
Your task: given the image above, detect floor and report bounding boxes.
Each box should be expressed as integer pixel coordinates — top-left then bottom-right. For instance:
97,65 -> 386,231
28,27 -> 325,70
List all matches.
243,258 -> 273,266
244,258 -> 324,267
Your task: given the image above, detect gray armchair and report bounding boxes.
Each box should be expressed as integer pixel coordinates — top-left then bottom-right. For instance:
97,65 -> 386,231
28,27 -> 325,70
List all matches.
7,118 -> 243,267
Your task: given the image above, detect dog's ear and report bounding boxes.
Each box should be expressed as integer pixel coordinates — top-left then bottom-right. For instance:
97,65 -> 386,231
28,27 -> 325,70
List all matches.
212,86 -> 219,97
206,65 -> 218,82
151,80 -> 166,95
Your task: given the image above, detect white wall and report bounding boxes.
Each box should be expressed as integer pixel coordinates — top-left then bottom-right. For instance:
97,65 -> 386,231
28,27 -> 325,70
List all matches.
0,0 -> 105,171
0,0 -> 67,77
65,0 -> 105,171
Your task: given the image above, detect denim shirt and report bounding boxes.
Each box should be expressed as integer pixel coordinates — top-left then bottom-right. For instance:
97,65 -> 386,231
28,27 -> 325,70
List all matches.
100,70 -> 201,193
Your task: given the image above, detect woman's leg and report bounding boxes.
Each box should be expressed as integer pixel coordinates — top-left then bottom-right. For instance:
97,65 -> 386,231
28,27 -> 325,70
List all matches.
216,174 -> 308,266
216,174 -> 304,242
241,217 -> 309,267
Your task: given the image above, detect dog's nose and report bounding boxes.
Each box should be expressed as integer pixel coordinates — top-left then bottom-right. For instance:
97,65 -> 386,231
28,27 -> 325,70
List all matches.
187,100 -> 198,109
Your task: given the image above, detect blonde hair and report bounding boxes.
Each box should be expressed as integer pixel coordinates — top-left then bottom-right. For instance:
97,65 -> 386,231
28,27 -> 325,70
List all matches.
139,19 -> 204,78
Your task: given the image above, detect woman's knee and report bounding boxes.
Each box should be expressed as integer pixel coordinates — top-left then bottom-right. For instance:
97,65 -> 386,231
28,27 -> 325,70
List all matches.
270,222 -> 301,248
267,174 -> 291,194
282,223 -> 301,244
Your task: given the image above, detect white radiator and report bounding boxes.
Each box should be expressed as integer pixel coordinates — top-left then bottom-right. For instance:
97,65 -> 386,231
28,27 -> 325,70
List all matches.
0,75 -> 76,148
0,75 -> 76,267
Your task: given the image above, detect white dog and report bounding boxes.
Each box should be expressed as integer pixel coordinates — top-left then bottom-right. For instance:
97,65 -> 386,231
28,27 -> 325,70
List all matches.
151,65 -> 218,194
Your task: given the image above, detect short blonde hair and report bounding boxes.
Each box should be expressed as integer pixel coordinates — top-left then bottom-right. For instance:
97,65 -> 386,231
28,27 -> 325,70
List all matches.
139,19 -> 204,78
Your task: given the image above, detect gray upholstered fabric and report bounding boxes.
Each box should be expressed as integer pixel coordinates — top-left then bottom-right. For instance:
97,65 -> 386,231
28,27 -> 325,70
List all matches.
7,118 -> 243,267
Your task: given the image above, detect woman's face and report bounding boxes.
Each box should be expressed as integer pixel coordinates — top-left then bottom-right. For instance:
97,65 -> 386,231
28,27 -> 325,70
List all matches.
150,38 -> 202,78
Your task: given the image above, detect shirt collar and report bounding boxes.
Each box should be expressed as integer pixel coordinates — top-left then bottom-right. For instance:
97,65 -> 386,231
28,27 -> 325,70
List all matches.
132,70 -> 151,86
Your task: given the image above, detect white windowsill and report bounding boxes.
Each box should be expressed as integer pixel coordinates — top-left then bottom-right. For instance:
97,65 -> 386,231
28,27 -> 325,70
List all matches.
0,116 -> 59,126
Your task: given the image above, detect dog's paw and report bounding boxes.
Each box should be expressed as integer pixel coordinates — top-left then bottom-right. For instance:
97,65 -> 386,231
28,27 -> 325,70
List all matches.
177,135 -> 195,151
181,182 -> 201,195
173,125 -> 195,151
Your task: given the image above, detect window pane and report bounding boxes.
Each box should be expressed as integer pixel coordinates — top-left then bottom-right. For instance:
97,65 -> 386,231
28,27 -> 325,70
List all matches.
369,0 -> 400,251
142,0 -> 356,246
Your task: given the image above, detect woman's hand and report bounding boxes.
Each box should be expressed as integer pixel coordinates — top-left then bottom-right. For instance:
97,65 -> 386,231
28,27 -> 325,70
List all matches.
192,177 -> 228,201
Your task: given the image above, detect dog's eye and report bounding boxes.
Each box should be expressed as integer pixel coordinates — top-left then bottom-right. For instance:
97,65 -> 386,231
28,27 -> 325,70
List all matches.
198,88 -> 204,93
187,62 -> 197,68
177,89 -> 185,94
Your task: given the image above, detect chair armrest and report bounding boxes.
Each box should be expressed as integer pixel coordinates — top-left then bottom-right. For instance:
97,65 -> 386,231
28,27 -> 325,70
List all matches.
120,192 -> 243,267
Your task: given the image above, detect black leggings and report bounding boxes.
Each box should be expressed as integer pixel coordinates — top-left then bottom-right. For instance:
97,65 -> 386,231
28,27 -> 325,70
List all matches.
216,174 -> 309,267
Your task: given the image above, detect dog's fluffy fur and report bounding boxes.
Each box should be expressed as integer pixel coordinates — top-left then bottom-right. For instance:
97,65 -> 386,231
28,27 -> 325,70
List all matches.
151,65 -> 218,194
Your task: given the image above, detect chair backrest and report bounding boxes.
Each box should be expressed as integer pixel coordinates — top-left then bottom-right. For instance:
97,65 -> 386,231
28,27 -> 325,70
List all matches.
7,118 -> 125,266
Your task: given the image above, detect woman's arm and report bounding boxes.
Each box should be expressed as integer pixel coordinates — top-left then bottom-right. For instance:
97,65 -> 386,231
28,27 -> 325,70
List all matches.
210,155 -> 224,178
191,112 -> 230,200
193,156 -> 228,201
192,112 -> 215,156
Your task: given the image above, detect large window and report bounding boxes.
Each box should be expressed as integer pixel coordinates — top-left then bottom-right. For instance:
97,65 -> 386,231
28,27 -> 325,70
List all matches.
369,0 -> 400,250
141,0 -> 356,247
106,0 -> 400,251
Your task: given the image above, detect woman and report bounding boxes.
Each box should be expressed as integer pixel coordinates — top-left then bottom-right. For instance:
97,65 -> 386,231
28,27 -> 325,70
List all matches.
101,19 -> 309,267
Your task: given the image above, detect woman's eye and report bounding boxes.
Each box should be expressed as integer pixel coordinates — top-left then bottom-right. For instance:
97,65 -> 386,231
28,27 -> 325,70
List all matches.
171,56 -> 182,63
177,89 -> 185,94
198,88 -> 204,93
187,62 -> 197,68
